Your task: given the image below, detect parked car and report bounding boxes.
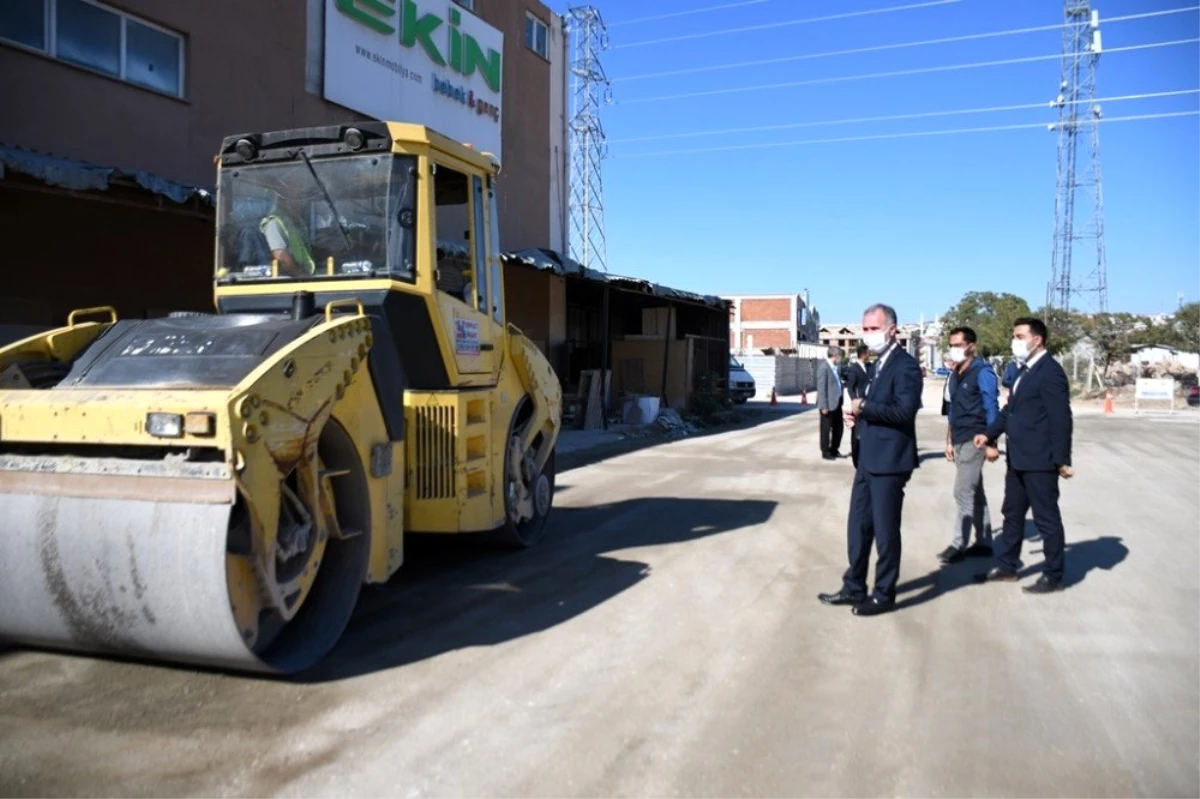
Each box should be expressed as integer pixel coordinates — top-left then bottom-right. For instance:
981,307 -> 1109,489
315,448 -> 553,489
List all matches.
935,366 -> 952,378
1187,385 -> 1199,407
729,356 -> 756,403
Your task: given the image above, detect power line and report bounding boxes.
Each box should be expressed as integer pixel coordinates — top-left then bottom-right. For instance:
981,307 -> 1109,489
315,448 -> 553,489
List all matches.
614,38 -> 1200,105
608,111 -> 1200,159
608,0 -> 771,28
613,6 -> 1199,83
612,0 -> 961,50
608,89 -> 1199,144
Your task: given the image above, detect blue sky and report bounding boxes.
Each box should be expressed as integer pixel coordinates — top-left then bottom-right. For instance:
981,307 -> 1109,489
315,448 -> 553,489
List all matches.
543,0 -> 1199,324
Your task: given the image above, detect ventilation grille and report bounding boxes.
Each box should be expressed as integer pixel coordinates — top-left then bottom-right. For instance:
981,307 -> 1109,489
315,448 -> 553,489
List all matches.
414,405 -> 456,499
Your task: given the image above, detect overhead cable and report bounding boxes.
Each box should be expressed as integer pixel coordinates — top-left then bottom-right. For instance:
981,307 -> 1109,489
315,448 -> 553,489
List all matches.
609,111 -> 1200,159
607,90 -> 1200,144
614,39 -> 1200,106
612,0 -> 961,50
609,0 -> 772,28
613,6 -> 1199,83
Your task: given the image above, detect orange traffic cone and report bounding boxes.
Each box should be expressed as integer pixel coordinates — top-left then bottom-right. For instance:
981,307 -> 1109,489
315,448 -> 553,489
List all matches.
1103,389 -> 1114,415
770,387 -> 778,406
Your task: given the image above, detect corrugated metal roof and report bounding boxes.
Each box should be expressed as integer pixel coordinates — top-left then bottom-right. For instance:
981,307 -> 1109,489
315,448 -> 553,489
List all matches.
0,143 -> 214,205
501,247 -> 727,310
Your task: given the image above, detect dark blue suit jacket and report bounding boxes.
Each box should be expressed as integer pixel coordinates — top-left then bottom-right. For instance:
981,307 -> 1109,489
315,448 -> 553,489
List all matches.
986,352 -> 1073,471
857,344 -> 923,475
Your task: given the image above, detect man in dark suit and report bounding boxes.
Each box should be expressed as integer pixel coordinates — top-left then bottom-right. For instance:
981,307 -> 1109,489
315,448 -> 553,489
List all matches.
818,303 -> 924,616
974,317 -> 1074,593
845,344 -> 872,467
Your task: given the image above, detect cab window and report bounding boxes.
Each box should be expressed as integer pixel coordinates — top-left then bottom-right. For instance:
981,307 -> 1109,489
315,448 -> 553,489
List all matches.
432,162 -> 486,312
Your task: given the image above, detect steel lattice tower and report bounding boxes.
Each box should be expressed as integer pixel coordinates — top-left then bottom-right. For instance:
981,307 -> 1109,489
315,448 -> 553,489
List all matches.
1047,0 -> 1108,314
566,6 -> 612,273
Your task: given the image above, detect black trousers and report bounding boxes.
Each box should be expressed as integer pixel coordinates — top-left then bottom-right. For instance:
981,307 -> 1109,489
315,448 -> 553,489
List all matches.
820,402 -> 844,456
850,425 -> 861,467
996,467 -> 1066,582
842,467 -> 911,602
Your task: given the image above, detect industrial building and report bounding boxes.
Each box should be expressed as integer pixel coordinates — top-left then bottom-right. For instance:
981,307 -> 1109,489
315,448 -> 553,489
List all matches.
0,0 -> 731,415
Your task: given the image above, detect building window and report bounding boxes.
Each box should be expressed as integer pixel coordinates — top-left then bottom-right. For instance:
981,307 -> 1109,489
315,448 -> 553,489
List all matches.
0,0 -> 185,98
0,0 -> 46,50
524,12 -> 547,58
451,0 -> 475,11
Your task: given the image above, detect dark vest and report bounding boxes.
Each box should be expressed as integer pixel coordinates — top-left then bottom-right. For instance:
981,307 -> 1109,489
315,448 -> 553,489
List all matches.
949,360 -> 991,444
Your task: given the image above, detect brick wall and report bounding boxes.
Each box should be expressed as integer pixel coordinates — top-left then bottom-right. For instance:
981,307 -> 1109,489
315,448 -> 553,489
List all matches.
739,298 -> 791,322
739,328 -> 792,350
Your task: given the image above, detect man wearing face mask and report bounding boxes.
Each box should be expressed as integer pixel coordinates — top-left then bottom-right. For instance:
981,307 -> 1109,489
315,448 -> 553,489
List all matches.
818,303 -> 923,617
937,326 -> 999,565
974,317 -> 1074,593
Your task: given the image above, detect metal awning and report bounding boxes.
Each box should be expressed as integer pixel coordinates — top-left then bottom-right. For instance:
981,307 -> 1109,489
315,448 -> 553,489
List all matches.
502,247 -> 727,311
0,143 -> 214,206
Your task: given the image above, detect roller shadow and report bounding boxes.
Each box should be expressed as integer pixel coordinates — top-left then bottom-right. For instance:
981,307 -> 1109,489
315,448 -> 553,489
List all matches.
293,496 -> 777,682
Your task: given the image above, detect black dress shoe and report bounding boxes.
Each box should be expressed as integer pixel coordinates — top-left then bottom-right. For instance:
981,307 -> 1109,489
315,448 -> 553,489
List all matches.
1023,575 -> 1065,594
937,545 -> 964,565
973,566 -> 1019,583
852,597 -> 895,616
818,588 -> 866,606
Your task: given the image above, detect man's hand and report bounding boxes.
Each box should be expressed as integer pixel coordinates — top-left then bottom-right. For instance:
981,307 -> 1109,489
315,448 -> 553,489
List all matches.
1058,465 -> 1074,479
820,408 -> 828,415
945,443 -> 955,462
973,433 -> 989,449
985,446 -> 1000,463
850,398 -> 863,416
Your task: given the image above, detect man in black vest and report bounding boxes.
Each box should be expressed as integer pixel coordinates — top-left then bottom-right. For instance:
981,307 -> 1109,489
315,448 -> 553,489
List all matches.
938,326 -> 999,565
818,303 -> 923,616
975,317 -> 1074,593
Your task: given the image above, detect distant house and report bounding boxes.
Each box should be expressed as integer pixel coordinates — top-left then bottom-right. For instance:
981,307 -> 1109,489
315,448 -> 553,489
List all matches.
725,293 -> 821,353
1130,345 -> 1200,371
819,323 -> 919,357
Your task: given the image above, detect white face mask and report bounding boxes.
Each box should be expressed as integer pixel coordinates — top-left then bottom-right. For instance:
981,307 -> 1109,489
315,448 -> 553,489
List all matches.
1011,338 -> 1030,361
947,346 -> 968,364
863,331 -> 889,355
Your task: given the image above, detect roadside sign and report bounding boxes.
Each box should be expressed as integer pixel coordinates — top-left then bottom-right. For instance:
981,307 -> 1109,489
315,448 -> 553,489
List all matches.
1134,378 -> 1176,414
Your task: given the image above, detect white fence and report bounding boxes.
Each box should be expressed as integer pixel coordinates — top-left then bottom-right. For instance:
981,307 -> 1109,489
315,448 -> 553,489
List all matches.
736,353 -> 820,397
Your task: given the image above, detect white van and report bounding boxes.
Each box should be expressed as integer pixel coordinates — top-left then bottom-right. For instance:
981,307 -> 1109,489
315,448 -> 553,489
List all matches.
729,356 -> 756,403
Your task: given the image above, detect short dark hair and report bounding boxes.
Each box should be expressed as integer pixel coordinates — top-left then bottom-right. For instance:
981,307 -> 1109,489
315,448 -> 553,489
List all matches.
948,326 -> 977,344
1013,316 -> 1049,342
856,343 -> 870,358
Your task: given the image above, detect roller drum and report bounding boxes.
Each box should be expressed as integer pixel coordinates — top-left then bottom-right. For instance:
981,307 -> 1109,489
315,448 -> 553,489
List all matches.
0,485 -> 367,674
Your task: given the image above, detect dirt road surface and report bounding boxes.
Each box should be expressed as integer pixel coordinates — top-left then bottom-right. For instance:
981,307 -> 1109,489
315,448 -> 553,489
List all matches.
1,403 -> 1197,797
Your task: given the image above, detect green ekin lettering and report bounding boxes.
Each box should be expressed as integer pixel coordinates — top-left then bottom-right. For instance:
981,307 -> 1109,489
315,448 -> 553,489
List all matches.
336,0 -> 396,34
401,0 -> 446,66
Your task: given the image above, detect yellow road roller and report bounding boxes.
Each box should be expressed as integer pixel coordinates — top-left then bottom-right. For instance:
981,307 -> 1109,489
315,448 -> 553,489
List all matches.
0,122 -> 562,674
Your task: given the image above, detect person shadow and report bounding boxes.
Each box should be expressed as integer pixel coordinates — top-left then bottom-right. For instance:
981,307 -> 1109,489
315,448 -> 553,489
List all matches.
894,529 -> 1129,610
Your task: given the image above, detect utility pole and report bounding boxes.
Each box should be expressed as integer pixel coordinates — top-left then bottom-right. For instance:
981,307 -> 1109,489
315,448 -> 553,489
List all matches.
565,6 -> 611,273
1047,0 -> 1108,315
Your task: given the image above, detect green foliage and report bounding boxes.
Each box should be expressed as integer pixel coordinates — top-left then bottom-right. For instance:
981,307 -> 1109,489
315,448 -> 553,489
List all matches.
1177,302 -> 1200,350
1081,312 -> 1138,369
940,291 -> 1033,358
690,371 -> 733,425
1043,306 -> 1085,356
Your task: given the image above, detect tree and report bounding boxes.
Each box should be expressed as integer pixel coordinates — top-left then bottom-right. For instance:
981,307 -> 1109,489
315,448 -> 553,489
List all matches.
1043,306 -> 1085,357
941,291 -> 1032,358
1081,312 -> 1138,370
1173,302 -> 1200,352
